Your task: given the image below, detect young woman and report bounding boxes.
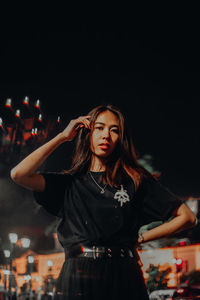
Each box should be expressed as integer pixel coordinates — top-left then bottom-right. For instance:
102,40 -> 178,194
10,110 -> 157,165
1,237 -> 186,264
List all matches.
11,105 -> 197,299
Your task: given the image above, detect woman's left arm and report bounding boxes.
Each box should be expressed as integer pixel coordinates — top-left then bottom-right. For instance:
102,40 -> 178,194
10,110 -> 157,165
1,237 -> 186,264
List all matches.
138,203 -> 197,244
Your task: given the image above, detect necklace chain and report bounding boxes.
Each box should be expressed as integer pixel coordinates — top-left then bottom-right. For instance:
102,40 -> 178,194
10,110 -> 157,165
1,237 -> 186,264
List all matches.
88,172 -> 130,207
89,172 -> 108,194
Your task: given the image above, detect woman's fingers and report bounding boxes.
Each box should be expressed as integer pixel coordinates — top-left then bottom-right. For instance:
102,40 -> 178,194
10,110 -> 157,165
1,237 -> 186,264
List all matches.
75,116 -> 91,130
61,115 -> 91,141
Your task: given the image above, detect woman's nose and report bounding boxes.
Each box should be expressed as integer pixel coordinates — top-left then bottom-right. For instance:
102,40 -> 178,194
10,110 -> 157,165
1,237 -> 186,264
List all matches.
102,128 -> 110,138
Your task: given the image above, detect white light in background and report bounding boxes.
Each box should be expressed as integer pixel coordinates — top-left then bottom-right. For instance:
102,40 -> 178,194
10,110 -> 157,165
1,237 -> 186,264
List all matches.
15,109 -> 21,118
21,238 -> 31,248
23,96 -> 29,105
5,98 -> 12,107
8,233 -> 18,244
35,99 -> 40,109
24,275 -> 31,281
172,258 -> 177,264
4,250 -> 11,258
28,256 -> 34,263
47,260 -> 53,267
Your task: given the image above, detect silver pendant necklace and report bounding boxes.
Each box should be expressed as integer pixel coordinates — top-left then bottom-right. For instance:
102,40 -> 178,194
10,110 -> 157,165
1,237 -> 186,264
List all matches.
89,172 -> 108,194
89,172 -> 130,206
114,185 -> 130,207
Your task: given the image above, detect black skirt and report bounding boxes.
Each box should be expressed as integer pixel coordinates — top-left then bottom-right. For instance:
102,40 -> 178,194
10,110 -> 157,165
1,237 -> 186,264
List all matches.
53,256 -> 149,300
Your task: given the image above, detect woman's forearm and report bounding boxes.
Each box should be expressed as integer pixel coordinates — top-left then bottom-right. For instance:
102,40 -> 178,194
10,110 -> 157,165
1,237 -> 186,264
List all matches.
10,116 -> 91,190
11,133 -> 66,180
140,214 -> 196,244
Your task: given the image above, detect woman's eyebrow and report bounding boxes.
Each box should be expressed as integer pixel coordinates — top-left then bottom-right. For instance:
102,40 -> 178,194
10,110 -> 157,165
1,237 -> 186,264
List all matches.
95,122 -> 119,128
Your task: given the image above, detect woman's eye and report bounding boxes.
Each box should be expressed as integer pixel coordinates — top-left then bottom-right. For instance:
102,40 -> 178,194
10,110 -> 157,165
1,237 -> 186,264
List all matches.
111,129 -> 119,134
96,127 -> 103,130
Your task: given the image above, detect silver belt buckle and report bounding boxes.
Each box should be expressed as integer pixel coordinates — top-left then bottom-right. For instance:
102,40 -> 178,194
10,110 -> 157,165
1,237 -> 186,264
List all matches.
83,247 -> 93,252
92,246 -> 105,259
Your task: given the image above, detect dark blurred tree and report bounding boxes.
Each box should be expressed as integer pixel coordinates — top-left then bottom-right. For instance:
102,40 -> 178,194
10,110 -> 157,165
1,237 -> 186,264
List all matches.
146,264 -> 172,292
180,270 -> 200,286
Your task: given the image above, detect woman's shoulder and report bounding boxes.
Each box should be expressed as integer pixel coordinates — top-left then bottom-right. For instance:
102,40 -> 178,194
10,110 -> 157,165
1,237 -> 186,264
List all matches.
39,170 -> 74,186
140,173 -> 158,186
136,173 -> 161,197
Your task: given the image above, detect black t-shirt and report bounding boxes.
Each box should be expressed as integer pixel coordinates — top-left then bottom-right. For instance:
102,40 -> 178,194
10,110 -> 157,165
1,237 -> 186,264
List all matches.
33,171 -> 183,250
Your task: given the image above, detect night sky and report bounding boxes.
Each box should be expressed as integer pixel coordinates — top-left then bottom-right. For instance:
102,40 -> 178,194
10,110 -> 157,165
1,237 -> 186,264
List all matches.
0,23 -> 200,237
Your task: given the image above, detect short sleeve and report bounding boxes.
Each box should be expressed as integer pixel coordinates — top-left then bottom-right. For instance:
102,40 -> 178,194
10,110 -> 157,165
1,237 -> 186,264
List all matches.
33,172 -> 72,217
139,176 -> 183,226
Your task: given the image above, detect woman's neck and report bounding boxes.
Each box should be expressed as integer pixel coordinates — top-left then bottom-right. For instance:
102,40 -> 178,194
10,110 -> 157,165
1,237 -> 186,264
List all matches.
89,156 -> 106,172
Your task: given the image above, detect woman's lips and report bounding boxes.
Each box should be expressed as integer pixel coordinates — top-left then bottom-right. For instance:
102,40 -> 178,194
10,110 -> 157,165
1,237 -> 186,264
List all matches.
99,144 -> 109,150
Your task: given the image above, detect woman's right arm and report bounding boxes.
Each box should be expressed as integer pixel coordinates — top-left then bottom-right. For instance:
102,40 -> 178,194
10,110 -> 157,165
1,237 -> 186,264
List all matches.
10,115 -> 91,192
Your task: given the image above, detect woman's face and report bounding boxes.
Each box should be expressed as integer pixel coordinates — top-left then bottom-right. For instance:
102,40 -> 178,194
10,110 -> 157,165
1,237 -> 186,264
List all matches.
90,110 -> 120,158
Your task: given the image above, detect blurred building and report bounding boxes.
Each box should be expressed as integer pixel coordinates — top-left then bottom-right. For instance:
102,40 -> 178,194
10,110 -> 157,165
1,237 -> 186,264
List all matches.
1,234 -> 200,292
140,243 -> 200,287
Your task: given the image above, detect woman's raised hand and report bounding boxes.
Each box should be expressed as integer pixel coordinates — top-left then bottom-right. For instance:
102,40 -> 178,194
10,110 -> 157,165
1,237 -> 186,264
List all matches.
61,115 -> 91,141
10,115 -> 91,191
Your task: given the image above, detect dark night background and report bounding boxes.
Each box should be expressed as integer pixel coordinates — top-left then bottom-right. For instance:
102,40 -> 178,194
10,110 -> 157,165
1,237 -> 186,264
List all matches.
0,19 -> 200,248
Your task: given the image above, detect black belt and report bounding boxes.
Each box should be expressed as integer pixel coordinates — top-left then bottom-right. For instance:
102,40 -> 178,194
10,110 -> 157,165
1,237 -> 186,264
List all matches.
65,245 -> 138,260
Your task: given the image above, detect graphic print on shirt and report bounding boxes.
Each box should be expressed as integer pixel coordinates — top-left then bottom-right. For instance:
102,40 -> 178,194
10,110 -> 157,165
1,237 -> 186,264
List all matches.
114,185 -> 130,207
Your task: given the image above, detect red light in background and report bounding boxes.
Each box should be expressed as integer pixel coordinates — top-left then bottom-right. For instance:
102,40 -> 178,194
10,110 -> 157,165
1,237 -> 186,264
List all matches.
57,116 -> 60,124
31,128 -> 38,136
23,96 -> 29,106
31,129 -> 35,136
38,114 -> 42,122
15,109 -> 21,118
176,258 -> 184,272
5,98 -> 12,108
35,99 -> 40,109
179,241 -> 187,246
177,288 -> 184,294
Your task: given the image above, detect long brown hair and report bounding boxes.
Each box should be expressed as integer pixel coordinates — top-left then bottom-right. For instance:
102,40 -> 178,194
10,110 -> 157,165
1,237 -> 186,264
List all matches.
65,105 -> 150,190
